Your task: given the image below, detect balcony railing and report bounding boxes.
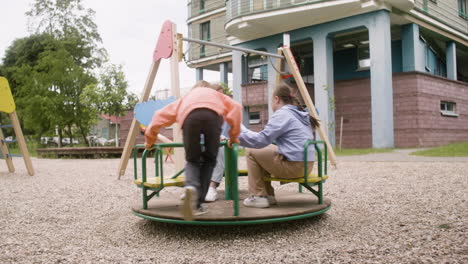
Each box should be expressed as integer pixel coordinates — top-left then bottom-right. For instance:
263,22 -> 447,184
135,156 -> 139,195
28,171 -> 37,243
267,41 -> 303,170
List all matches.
188,0 -> 226,20
226,0 -> 328,22
226,0 -> 467,33
407,0 -> 467,34
188,35 -> 231,62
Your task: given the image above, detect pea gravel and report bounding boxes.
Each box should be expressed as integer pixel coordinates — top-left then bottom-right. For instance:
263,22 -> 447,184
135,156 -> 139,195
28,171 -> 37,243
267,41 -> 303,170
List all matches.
0,153 -> 466,264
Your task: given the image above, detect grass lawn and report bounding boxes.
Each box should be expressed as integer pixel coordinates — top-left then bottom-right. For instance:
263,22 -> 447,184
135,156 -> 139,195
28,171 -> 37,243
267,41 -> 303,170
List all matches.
5,141 -> 39,157
410,142 -> 468,157
334,148 -> 393,156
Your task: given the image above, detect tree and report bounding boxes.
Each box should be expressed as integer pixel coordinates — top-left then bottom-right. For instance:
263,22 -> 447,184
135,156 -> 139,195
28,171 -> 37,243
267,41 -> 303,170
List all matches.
1,33 -> 99,146
95,64 -> 129,147
1,34 -> 61,141
26,0 -> 105,69
1,0 -> 134,148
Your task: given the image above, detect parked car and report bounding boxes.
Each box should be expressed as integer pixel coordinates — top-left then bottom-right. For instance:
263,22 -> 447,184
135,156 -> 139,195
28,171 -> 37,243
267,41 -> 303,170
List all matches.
62,138 -> 79,145
40,137 -> 54,145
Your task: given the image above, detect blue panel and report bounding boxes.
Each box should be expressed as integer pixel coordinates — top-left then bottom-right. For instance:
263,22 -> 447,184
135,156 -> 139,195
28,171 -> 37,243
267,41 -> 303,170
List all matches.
334,40 -> 402,81
333,48 -> 369,81
134,97 -> 177,126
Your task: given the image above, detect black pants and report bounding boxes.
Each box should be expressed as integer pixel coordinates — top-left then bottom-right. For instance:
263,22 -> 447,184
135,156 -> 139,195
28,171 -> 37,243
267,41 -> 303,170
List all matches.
182,108 -> 223,207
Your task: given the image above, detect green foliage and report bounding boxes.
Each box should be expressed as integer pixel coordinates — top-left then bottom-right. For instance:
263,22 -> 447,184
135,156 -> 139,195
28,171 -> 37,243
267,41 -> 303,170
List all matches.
0,0 -> 134,148
410,142 -> 468,157
219,82 -> 233,96
95,64 -> 129,117
26,0 -> 105,68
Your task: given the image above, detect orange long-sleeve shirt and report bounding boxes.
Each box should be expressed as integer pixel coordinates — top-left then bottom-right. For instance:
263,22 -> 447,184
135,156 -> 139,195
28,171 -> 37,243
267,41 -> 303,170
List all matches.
144,87 -> 242,147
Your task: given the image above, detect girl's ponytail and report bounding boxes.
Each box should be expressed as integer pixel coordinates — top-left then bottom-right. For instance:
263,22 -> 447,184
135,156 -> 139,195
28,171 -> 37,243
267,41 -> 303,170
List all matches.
273,83 -> 320,129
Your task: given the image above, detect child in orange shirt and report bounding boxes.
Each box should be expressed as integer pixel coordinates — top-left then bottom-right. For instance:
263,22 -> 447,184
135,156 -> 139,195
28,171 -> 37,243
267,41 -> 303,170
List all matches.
144,81 -> 242,220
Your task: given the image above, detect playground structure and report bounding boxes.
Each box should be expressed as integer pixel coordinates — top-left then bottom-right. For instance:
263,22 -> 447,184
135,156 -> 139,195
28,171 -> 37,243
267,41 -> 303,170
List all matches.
121,20 -> 336,224
0,77 -> 34,176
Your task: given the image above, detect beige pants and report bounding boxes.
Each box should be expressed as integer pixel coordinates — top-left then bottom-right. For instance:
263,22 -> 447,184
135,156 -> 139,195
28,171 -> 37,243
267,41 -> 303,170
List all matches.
246,145 -> 314,196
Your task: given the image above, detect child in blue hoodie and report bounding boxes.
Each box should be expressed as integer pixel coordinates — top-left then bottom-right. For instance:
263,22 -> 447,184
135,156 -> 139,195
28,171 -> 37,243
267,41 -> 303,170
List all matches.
237,83 -> 319,208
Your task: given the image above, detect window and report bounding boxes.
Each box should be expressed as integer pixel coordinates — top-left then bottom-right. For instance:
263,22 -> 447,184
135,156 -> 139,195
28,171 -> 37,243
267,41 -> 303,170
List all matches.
440,101 -> 458,117
200,22 -> 210,57
200,0 -> 205,12
249,112 -> 261,124
459,0 -> 468,19
249,66 -> 267,81
248,53 -> 267,82
357,44 -> 370,71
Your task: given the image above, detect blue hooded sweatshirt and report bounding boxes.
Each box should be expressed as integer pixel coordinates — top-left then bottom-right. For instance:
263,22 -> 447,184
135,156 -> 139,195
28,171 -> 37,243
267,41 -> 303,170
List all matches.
239,105 -> 315,161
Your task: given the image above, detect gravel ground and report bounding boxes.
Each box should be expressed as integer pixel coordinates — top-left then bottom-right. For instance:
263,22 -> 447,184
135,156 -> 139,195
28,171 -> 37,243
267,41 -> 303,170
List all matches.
0,154 -> 467,264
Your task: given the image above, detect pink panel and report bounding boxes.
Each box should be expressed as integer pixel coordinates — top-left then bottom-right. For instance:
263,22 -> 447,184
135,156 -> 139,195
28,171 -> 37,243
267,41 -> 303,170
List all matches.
153,20 -> 174,61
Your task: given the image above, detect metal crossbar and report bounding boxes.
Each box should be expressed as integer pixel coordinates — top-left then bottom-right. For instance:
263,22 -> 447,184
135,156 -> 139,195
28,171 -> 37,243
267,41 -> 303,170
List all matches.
182,37 -> 284,59
7,154 -> 22,158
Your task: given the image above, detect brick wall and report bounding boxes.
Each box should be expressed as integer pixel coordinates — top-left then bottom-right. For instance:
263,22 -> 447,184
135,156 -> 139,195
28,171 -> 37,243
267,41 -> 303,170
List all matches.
242,82 -> 268,132
336,72 -> 468,148
334,78 -> 372,148
393,73 -> 421,147
411,72 -> 468,147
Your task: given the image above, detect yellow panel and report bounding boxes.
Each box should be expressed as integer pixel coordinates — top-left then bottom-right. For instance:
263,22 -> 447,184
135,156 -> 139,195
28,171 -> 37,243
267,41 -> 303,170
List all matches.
0,77 -> 15,114
134,177 -> 185,188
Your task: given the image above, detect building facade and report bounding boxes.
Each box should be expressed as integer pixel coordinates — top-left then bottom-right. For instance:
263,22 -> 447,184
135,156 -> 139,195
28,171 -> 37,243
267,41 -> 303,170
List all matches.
187,0 -> 468,148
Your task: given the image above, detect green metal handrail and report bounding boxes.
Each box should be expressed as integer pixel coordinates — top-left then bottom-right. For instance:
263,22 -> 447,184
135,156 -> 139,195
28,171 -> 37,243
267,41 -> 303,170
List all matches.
303,140 -> 327,181
302,140 -> 327,204
135,141 -> 240,217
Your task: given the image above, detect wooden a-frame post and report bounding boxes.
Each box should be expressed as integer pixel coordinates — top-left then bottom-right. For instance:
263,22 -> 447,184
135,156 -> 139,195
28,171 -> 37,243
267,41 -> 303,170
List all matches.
169,26 -> 185,174
280,47 -> 337,166
117,20 -> 179,179
0,77 -> 34,176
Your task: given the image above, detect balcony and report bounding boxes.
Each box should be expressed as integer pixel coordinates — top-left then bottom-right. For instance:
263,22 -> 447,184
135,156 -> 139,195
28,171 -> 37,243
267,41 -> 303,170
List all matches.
188,0 -> 226,20
224,0 -> 417,41
413,0 -> 468,34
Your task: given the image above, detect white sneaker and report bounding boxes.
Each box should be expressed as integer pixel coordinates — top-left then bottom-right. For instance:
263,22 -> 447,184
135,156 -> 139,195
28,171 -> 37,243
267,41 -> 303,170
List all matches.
243,196 -> 269,208
267,196 -> 277,205
180,186 -> 197,221
204,187 -> 218,202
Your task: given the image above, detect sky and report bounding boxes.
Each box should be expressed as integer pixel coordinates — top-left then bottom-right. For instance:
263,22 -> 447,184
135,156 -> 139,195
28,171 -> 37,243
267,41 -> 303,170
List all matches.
0,0 -> 221,97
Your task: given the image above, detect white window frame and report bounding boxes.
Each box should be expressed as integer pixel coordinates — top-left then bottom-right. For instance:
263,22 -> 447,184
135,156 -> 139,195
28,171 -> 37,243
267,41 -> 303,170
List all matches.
249,112 -> 261,124
356,44 -> 370,71
440,101 -> 458,117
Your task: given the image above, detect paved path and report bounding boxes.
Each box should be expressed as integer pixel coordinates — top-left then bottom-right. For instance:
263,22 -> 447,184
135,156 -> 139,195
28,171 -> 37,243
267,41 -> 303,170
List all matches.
336,148 -> 468,163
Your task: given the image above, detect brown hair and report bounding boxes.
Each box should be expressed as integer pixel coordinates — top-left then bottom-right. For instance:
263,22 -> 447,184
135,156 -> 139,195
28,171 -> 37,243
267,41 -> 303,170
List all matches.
192,80 -> 212,89
273,83 -> 319,128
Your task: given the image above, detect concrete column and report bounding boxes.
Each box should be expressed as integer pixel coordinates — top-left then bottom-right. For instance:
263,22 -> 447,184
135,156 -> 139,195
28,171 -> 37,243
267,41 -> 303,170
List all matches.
402,23 -> 425,72
196,67 -> 203,81
232,50 -> 249,126
313,34 -> 335,146
267,47 -> 279,118
368,11 -> 394,148
232,50 -> 243,103
446,42 -> 457,80
219,62 -> 229,84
